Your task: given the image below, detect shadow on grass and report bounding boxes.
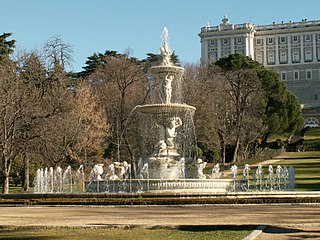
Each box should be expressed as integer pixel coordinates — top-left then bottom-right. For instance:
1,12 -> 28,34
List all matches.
264,226 -> 320,239
283,157 -> 320,160
176,225 -> 257,232
0,233 -> 58,240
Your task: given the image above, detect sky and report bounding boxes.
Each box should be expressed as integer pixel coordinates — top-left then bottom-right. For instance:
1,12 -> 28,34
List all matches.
2,0 -> 320,72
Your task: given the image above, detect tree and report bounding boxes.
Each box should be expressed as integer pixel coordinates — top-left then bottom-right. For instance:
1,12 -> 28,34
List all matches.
215,54 -> 303,159
87,54 -> 148,176
258,68 -> 304,142
43,34 -> 73,70
0,33 -> 15,61
0,60 -> 25,193
68,81 -> 110,166
79,50 -> 123,77
215,56 -> 266,163
182,63 -> 222,162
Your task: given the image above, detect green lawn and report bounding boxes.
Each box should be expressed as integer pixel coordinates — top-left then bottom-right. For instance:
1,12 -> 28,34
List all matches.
0,226 -> 253,240
304,127 -> 320,140
278,151 -> 320,191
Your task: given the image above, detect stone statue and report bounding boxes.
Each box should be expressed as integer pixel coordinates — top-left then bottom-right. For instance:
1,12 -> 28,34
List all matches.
92,164 -> 104,180
155,116 -> 182,154
212,163 -> 220,173
196,158 -> 207,179
160,27 -> 172,66
160,74 -> 173,104
165,116 -> 182,149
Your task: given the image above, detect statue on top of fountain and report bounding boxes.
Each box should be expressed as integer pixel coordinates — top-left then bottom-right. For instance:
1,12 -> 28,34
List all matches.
160,27 -> 173,66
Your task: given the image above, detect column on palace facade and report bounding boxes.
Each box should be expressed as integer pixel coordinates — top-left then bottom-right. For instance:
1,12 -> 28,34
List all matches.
287,35 -> 292,63
245,35 -> 250,57
230,37 -> 235,54
248,32 -> 255,59
263,37 -> 267,65
300,34 -> 305,63
275,36 -> 279,65
217,39 -> 222,59
313,33 -> 317,62
200,39 -> 209,62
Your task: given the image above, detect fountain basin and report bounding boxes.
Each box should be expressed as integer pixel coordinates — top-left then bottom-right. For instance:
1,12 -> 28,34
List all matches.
85,179 -> 233,193
137,103 -> 196,114
149,65 -> 184,77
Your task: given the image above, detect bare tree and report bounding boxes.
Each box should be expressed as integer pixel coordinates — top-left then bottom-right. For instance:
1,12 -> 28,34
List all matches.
218,68 -> 266,163
0,60 -> 25,193
68,80 -> 110,166
88,55 -> 148,176
43,34 -> 73,70
183,63 -> 223,162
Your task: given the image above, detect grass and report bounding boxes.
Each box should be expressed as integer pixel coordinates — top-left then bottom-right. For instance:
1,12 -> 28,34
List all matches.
0,226 -> 253,240
304,127 -> 320,140
278,151 -> 320,191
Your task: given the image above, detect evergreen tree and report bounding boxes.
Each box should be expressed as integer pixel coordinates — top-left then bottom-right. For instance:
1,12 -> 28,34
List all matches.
215,54 -> 304,144
80,50 -> 122,77
0,33 -> 15,61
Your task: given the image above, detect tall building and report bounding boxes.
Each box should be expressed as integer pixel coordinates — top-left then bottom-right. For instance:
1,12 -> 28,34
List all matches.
199,16 -> 320,127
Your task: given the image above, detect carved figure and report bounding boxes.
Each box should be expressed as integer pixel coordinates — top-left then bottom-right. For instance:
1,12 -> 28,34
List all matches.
165,117 -> 182,149
160,74 -> 174,104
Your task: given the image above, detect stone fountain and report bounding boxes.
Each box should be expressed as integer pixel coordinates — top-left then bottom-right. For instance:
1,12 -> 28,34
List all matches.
136,27 -> 196,180
84,27 -> 234,193
33,28 -> 295,194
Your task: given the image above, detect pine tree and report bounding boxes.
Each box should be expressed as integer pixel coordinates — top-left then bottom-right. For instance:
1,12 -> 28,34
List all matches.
0,33 -> 15,61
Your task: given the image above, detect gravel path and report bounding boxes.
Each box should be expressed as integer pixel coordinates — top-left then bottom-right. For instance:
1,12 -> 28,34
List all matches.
0,204 -> 319,228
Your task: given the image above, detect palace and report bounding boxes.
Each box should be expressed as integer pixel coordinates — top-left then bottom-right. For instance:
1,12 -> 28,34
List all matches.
199,16 -> 320,127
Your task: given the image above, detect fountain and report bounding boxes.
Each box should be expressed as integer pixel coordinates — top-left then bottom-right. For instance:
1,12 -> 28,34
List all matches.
85,27 -> 233,193
33,28 -> 295,195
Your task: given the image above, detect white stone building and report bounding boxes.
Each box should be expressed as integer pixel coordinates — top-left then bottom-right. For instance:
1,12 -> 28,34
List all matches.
199,16 -> 320,127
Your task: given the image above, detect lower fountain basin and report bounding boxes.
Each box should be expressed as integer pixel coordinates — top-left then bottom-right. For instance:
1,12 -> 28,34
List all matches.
137,103 -> 196,114
85,179 -> 233,193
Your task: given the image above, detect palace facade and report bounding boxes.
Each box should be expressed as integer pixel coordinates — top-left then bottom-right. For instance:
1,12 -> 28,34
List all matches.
199,16 -> 320,127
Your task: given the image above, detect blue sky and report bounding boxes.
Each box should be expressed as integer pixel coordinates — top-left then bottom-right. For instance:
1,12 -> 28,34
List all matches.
2,0 -> 320,72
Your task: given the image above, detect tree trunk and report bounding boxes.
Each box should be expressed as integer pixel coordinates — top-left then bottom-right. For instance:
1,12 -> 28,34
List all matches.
222,144 -> 226,165
2,174 -> 9,194
232,138 -> 240,163
23,155 -> 30,192
124,136 -> 137,178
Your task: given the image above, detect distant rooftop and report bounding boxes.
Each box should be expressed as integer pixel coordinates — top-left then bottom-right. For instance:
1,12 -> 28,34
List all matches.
200,16 -> 320,33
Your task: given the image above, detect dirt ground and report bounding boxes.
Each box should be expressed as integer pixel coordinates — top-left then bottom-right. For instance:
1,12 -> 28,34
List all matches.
1,204 -> 320,239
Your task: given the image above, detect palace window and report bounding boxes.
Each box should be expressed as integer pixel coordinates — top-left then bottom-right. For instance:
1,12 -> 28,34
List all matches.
267,37 -> 274,45
293,70 -> 299,80
267,51 -> 275,65
279,50 -> 287,64
292,35 -> 299,43
209,52 -> 217,62
292,50 -> 300,63
209,39 -> 215,46
317,47 -> 320,61
256,39 -> 262,45
281,71 -> 287,81
255,52 -> 263,64
280,36 -> 287,44
305,34 -> 311,41
223,38 -> 230,45
305,117 -> 319,128
236,37 -> 242,44
305,48 -> 313,62
306,69 -> 312,79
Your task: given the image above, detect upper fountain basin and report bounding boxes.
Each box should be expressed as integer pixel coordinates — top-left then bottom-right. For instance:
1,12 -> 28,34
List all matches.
137,103 -> 196,114
149,65 -> 184,77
